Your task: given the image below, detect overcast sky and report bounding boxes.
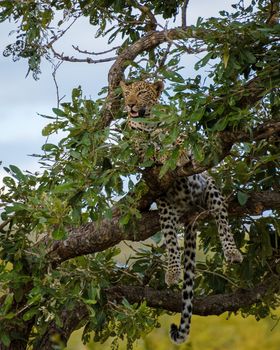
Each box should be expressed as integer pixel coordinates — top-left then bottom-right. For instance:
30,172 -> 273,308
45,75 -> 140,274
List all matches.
0,1 -> 235,186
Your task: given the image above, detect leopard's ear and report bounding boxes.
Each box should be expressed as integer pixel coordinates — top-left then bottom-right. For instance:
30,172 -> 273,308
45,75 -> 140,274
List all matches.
153,81 -> 164,97
119,81 -> 128,93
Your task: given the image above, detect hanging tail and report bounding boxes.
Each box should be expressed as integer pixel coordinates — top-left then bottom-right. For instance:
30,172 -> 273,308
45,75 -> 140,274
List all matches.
170,224 -> 196,344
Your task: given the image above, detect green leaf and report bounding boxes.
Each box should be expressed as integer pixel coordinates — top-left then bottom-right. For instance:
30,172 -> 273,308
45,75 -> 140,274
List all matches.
0,333 -> 10,347
52,227 -> 67,240
42,143 -> 59,152
158,161 -> 171,179
3,312 -> 16,320
2,176 -> 16,188
5,203 -> 27,214
52,107 -> 66,117
9,165 -> 26,181
194,52 -> 213,70
190,107 -> 205,122
237,191 -> 249,206
42,123 -> 58,136
192,144 -> 204,162
151,231 -> 162,244
119,213 -> 130,226
223,44 -> 229,68
52,182 -> 75,194
22,307 -> 38,321
2,293 -> 14,314
160,69 -> 184,83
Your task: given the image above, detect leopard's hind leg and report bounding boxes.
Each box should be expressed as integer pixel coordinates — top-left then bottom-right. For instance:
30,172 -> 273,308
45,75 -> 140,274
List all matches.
157,199 -> 181,286
205,178 -> 243,263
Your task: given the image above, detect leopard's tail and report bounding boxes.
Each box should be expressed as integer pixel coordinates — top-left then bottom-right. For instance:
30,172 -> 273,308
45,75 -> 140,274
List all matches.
170,224 -> 196,344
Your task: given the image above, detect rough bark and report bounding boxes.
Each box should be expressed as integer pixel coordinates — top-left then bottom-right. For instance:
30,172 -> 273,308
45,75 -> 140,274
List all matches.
41,190 -> 280,265
106,275 -> 280,315
34,274 -> 280,348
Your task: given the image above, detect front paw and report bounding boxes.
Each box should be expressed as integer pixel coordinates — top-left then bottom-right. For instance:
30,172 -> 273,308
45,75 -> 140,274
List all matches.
224,249 -> 243,264
165,266 -> 181,286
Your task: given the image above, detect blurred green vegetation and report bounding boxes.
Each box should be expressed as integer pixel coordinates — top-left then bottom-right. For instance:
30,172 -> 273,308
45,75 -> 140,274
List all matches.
67,310 -> 280,350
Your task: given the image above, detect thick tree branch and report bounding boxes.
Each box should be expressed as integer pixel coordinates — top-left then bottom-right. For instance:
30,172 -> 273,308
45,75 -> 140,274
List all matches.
137,119 -> 280,211
106,275 -> 280,315
181,0 -> 190,28
34,274 -> 280,348
102,26 -> 279,127
40,190 -> 280,265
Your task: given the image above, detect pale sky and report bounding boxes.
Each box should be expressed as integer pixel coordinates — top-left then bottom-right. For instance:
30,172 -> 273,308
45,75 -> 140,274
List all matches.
0,1 -> 235,185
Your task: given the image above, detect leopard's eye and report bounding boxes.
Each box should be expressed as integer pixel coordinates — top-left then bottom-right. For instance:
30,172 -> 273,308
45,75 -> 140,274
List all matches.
137,91 -> 146,96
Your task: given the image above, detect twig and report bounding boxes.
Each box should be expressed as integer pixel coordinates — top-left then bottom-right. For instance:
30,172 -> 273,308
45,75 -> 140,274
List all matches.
158,42 -> 172,68
196,267 -> 240,289
51,46 -> 116,64
47,16 -> 80,49
266,0 -> 279,26
72,45 -> 120,56
131,0 -> 157,31
0,219 -> 11,231
181,0 -> 190,28
52,61 -> 65,108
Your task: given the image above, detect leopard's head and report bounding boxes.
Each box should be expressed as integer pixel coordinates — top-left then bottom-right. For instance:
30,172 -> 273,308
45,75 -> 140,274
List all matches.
120,80 -> 164,119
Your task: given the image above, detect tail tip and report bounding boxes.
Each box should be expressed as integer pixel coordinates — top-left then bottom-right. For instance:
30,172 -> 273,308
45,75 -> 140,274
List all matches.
170,323 -> 186,344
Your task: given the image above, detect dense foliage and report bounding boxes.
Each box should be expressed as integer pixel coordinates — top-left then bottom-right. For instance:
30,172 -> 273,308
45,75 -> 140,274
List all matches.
0,0 -> 279,349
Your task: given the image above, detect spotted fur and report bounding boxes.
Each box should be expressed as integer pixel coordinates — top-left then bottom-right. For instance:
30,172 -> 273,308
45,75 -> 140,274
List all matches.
120,80 -> 243,344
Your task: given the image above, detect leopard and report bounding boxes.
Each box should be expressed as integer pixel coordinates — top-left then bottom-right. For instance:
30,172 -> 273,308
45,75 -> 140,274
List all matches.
120,80 -> 243,344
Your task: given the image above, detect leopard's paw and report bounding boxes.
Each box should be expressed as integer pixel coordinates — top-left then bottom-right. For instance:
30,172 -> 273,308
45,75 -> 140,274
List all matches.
165,266 -> 181,286
224,249 -> 243,264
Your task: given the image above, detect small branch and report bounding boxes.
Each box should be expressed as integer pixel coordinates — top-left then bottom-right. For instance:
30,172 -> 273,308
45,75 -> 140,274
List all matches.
266,0 -> 279,26
222,120 -> 280,144
72,45 -> 120,56
158,42 -> 172,68
181,0 -> 190,28
51,47 -> 116,64
0,219 -> 11,232
47,16 -> 80,49
51,61 -> 64,108
132,0 -> 157,31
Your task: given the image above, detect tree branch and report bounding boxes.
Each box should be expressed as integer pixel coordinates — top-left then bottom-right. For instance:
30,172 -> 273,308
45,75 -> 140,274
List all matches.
102,26 -> 280,128
33,274 -> 280,348
137,119 -> 280,211
132,0 -> 157,31
72,45 -> 120,56
266,0 -> 279,25
106,275 -> 280,315
51,46 -> 116,64
181,0 -> 190,28
39,190 -> 280,265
